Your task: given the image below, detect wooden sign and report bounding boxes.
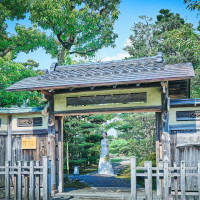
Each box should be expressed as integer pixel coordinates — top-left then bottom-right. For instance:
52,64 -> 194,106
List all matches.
22,137 -> 37,149
17,117 -> 43,127
67,92 -> 147,106
177,133 -> 200,147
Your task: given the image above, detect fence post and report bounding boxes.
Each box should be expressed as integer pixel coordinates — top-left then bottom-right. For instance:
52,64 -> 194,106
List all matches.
43,156 -> 51,200
30,161 -> 35,200
163,161 -> 169,200
198,161 -> 200,200
17,161 -> 22,200
131,156 -> 137,200
35,161 -> 40,200
144,161 -> 152,200
173,162 -> 178,200
181,161 -> 186,200
24,161 -> 29,200
14,162 -> 17,200
5,161 -> 10,199
48,159 -> 52,198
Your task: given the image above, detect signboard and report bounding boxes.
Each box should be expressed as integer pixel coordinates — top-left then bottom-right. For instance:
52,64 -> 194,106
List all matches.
22,137 -> 37,149
17,117 -> 43,127
177,133 -> 200,147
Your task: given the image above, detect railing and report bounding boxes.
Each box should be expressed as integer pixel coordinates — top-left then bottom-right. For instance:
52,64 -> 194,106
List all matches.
0,156 -> 51,200
130,156 -> 200,200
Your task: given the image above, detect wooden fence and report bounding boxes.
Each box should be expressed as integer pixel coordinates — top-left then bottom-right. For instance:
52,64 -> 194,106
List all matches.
0,156 -> 51,200
131,156 -> 200,200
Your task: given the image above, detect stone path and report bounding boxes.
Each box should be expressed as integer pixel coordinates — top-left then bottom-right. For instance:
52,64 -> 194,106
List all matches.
67,159 -> 131,188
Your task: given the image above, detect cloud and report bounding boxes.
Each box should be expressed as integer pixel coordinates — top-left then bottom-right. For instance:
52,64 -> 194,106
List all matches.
102,52 -> 130,62
124,38 -> 132,47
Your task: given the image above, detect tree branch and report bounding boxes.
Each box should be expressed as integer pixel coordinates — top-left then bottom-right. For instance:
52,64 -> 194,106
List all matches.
0,46 -> 12,57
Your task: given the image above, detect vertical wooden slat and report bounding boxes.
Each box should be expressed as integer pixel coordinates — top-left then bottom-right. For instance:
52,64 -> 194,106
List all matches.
174,162 -> 178,200
14,162 -> 17,200
158,162 -> 163,199
48,159 -> 52,198
5,161 -> 10,199
17,161 -> 22,200
24,161 -> 29,200
163,161 -> 169,200
198,161 -> 200,200
30,161 -> 35,200
43,156 -> 51,200
35,161 -> 40,200
181,161 -> 186,200
131,156 -> 137,200
144,161 -> 152,200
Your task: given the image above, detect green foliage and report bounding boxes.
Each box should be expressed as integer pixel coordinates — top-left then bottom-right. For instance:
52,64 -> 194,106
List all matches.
124,9 -> 200,69
0,57 -> 45,107
1,0 -> 121,61
184,0 -> 200,15
108,113 -> 155,162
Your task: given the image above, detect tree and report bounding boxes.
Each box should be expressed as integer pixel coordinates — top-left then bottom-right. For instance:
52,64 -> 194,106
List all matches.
1,0 -> 121,64
155,9 -> 192,35
0,57 -> 45,107
184,0 -> 200,13
124,10 -> 200,68
123,16 -> 158,58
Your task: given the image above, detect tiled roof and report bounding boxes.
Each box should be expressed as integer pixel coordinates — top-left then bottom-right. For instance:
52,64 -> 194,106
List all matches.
6,53 -> 194,92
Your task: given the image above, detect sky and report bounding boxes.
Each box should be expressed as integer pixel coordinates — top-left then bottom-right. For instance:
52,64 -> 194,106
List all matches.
7,0 -> 200,70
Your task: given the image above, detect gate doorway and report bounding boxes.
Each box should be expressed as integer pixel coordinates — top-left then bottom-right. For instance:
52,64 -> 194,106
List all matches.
6,53 -> 196,196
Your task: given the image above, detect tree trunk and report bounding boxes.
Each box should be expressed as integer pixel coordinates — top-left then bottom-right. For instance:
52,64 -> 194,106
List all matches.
57,46 -> 65,65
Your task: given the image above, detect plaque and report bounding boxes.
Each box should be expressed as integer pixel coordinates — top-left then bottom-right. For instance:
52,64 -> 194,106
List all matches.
17,117 -> 43,127
22,137 -> 37,149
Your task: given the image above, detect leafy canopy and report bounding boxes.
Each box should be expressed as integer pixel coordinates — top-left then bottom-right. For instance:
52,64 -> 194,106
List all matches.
0,0 -> 121,62
0,58 -> 45,107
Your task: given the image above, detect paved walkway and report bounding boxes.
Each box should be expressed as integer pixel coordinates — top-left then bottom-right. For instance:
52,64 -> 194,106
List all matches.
66,159 -> 132,189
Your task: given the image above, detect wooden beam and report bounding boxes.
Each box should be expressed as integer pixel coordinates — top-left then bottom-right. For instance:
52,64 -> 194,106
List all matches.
54,106 -> 162,116
47,96 -> 56,195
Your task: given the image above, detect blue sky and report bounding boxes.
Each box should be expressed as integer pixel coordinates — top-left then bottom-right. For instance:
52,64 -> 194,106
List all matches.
7,0 -> 199,69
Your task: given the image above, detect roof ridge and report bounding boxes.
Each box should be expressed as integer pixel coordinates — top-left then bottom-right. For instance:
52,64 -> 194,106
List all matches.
53,52 -> 164,71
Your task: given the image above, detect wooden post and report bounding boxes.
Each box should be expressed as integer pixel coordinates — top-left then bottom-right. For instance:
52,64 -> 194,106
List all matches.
5,161 -> 10,199
198,161 -> 200,200
161,81 -> 170,164
47,95 -> 56,195
58,116 -> 64,193
17,161 -> 22,200
35,161 -> 40,200
163,161 -> 169,200
6,115 -> 12,162
43,156 -> 51,200
157,162 -> 163,199
174,162 -> 178,200
131,156 -> 137,200
24,161 -> 29,200
181,161 -> 186,200
30,161 -> 35,200
144,161 -> 152,200
14,162 -> 17,200
156,112 -> 161,196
